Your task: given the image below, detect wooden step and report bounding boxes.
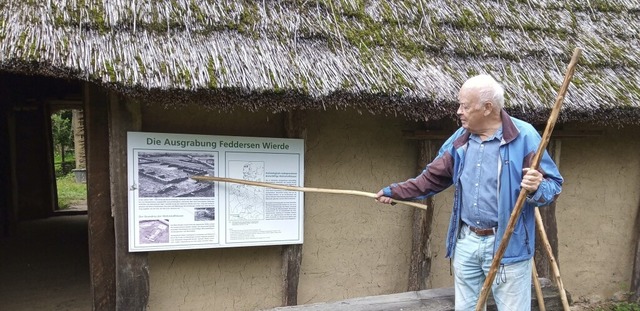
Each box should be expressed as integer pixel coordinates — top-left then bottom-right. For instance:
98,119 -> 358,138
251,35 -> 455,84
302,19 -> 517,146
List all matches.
265,281 -> 569,311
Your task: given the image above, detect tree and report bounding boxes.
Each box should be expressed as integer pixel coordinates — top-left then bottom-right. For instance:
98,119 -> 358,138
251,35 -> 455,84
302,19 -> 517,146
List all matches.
51,110 -> 73,165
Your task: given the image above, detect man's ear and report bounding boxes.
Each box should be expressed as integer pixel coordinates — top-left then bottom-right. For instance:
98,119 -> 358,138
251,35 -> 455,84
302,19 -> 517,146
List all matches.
483,102 -> 493,116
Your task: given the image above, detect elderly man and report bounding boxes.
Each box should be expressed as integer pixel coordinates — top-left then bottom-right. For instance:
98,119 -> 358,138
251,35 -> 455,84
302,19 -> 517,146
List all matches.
375,74 -> 563,310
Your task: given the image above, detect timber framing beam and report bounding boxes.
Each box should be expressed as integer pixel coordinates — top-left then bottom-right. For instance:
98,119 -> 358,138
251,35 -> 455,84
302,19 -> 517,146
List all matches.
408,140 -> 438,291
535,140 -> 561,282
84,83 -> 116,309
632,198 -> 640,302
281,110 -> 306,306
403,130 -> 605,140
109,93 -> 149,310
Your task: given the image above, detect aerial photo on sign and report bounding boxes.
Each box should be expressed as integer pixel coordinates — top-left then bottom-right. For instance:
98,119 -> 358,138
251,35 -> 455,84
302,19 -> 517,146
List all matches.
137,152 -> 216,198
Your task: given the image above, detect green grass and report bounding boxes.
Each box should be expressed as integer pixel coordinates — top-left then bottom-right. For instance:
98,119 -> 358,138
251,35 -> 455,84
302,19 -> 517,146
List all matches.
56,173 -> 87,210
53,151 -> 86,209
592,302 -> 640,311
607,302 -> 640,311
53,151 -> 76,177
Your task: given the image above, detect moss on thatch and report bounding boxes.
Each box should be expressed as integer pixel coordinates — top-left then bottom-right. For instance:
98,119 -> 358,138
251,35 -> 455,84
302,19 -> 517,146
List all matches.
0,0 -> 639,125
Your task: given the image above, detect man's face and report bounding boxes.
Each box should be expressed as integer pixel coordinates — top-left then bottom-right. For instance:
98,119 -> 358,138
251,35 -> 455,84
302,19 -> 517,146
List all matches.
456,87 -> 487,133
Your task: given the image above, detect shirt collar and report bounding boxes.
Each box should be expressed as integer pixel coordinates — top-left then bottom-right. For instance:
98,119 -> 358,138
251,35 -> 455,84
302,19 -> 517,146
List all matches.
470,126 -> 503,143
453,109 -> 519,148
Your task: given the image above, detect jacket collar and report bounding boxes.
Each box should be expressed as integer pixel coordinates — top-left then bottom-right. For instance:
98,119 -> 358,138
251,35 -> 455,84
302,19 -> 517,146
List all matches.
453,109 -> 519,148
500,109 -> 519,144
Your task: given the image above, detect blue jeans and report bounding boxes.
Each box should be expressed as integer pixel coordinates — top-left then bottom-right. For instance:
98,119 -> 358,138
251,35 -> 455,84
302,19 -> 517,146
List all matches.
453,224 -> 532,311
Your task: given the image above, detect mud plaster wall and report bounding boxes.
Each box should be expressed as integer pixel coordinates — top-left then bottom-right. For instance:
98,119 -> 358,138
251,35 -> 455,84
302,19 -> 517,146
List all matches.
555,124 -> 640,300
297,109 -> 418,303
141,105 -> 420,310
427,125 -> 640,301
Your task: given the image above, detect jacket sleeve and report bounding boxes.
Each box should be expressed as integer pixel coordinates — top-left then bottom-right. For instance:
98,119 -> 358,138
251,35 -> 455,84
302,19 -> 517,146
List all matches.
382,138 -> 456,200
520,124 -> 563,206
526,150 -> 563,206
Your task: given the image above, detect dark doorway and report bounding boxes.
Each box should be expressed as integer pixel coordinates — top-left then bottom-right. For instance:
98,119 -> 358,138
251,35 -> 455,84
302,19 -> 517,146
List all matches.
0,74 -> 91,310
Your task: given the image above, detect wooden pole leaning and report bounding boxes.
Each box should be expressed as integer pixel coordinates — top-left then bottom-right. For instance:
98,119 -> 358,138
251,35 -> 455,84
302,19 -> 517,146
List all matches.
475,47 -> 582,311
191,176 -> 429,210
535,207 -> 571,310
532,260 -> 547,311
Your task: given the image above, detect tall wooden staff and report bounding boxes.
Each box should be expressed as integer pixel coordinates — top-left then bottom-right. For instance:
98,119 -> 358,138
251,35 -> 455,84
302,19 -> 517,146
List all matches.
475,47 -> 582,311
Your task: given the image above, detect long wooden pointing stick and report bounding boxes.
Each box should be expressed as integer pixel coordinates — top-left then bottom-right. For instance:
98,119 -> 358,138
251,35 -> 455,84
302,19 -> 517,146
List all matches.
475,47 -> 582,311
191,176 -> 429,210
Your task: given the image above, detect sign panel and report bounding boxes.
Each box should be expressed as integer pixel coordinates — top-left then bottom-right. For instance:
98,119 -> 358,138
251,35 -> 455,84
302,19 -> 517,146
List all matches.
127,132 -> 304,252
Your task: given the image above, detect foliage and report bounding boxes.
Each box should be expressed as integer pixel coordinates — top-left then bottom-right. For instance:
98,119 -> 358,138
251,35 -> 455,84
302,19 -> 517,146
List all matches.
590,302 -> 640,311
53,151 -> 75,177
52,110 -> 84,209
51,110 -> 74,164
609,302 -> 640,311
56,172 -> 86,210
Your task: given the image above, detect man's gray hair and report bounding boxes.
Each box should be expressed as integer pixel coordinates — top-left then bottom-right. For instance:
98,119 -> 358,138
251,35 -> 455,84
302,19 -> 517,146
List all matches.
461,74 -> 505,110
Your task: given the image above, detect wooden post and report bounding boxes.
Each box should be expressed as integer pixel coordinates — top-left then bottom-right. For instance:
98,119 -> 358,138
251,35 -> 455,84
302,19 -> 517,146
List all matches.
84,82 -> 117,310
632,199 -> 640,302
535,139 -> 561,282
282,110 -> 306,306
0,81 -> 16,237
408,140 -> 437,291
0,109 -> 7,236
109,93 -> 149,310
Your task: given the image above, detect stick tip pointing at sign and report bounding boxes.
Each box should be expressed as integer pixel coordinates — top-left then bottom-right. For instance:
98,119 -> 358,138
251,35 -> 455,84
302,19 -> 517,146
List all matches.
193,175 -> 428,210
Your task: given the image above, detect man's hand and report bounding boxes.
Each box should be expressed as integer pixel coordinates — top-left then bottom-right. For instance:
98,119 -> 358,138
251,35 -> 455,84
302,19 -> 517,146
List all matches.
521,168 -> 543,192
375,190 -> 394,204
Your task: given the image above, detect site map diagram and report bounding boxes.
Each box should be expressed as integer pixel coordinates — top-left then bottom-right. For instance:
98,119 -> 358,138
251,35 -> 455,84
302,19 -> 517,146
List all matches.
228,161 -> 265,221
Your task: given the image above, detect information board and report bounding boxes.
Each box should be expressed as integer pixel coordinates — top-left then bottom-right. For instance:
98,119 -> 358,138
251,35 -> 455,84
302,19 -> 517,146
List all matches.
127,131 -> 304,252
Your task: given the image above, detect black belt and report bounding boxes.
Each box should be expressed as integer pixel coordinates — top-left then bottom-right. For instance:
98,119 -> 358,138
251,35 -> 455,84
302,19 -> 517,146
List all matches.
468,225 -> 495,236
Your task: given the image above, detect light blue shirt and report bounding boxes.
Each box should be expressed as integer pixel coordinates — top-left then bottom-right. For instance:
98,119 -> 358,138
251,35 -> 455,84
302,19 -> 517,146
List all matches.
460,127 -> 502,229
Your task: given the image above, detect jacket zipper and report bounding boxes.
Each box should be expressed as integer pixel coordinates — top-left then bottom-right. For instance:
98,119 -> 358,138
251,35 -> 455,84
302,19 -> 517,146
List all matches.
522,213 -> 531,255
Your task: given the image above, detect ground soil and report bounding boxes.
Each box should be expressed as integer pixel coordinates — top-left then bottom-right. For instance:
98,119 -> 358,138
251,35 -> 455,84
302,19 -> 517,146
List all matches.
0,214 -> 90,311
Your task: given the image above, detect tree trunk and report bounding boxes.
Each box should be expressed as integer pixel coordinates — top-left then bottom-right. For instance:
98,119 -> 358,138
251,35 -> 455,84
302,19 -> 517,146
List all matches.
72,109 -> 86,169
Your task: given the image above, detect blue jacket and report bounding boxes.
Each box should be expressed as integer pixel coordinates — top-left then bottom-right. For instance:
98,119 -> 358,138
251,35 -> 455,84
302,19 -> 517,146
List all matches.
383,110 -> 563,264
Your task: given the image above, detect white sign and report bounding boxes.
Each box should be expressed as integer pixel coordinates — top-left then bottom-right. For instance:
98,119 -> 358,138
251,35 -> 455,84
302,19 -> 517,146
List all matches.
127,132 -> 304,252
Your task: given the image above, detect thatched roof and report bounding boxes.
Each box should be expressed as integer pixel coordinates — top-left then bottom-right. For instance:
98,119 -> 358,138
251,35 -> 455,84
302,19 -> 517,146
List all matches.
1,1 -> 638,125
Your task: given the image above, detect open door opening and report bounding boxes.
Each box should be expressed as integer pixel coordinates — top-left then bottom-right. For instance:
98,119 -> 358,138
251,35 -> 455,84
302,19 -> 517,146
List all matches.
49,104 -> 87,214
